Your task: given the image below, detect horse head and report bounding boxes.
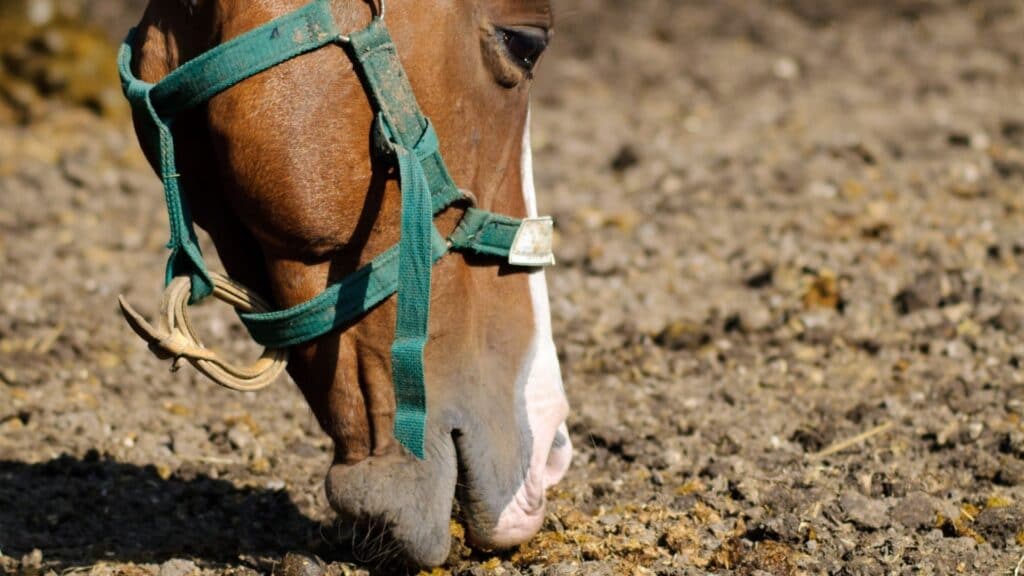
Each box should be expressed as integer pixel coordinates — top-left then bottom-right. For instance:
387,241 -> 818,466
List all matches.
125,0 -> 571,567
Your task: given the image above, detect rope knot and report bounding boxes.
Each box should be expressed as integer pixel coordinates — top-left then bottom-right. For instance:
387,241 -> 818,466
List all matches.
119,272 -> 288,392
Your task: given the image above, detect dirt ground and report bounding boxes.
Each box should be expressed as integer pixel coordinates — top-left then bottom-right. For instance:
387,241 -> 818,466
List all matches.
2,1 -> 1024,574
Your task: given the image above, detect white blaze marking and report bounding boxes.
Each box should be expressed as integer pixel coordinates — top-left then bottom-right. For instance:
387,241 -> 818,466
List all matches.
491,108 -> 573,546
521,109 -> 554,348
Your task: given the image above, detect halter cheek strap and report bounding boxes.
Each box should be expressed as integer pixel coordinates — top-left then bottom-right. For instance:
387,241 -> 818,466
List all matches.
117,0 -> 554,459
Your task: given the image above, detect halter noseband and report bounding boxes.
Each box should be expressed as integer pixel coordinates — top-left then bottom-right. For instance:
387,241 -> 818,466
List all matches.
116,0 -> 555,459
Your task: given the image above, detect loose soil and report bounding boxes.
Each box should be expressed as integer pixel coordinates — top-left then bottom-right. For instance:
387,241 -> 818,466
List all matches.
2,1 -> 1024,574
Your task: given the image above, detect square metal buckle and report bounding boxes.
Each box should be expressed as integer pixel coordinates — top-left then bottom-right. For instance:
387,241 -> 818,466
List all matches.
509,217 -> 556,267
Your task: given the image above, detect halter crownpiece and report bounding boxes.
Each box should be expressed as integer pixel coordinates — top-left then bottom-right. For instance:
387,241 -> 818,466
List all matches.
116,0 -> 555,459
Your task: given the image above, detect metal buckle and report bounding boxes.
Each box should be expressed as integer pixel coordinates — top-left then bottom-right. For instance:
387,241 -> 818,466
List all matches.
509,217 -> 556,267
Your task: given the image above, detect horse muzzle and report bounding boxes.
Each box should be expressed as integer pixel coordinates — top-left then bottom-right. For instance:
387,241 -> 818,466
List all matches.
323,334 -> 571,568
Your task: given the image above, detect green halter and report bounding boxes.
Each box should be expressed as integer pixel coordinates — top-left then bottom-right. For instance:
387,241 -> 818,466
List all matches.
117,0 -> 554,459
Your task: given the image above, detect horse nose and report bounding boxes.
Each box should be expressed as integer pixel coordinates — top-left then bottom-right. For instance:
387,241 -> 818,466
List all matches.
472,336 -> 571,549
480,410 -> 570,549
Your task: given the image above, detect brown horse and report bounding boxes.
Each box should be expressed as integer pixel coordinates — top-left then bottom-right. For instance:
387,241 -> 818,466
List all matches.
126,0 -> 571,568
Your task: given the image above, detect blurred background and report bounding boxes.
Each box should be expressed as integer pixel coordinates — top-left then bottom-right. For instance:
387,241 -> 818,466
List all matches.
1,0 -> 1024,574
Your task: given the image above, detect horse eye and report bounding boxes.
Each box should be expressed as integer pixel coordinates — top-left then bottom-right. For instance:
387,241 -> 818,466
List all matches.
497,26 -> 549,72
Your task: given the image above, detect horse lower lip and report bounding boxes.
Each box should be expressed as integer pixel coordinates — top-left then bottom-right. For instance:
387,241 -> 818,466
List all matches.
324,443 -> 458,568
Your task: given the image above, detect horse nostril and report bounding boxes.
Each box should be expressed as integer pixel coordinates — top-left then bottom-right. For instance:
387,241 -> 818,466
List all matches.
551,429 -> 568,450
543,423 -> 573,489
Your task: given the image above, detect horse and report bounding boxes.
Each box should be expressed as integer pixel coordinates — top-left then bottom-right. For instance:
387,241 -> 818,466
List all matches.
118,0 -> 572,568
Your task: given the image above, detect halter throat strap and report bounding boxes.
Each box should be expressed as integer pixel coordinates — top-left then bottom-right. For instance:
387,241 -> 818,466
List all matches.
117,0 -> 553,459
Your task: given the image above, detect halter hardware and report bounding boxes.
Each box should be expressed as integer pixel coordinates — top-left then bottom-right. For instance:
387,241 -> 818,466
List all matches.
116,0 -> 554,459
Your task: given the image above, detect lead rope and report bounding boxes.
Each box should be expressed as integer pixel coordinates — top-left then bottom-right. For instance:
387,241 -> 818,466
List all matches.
119,272 -> 288,392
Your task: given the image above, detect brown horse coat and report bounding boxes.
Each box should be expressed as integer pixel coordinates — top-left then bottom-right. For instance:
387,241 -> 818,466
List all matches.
128,0 -> 570,567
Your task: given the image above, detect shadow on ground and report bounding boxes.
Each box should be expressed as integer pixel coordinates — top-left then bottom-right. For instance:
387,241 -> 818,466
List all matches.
0,454 -> 323,568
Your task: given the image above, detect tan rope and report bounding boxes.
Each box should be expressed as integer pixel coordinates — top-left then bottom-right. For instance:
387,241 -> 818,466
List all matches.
118,271 -> 288,392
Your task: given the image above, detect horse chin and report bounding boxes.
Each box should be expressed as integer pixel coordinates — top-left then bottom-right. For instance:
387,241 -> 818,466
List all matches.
324,435 -> 458,568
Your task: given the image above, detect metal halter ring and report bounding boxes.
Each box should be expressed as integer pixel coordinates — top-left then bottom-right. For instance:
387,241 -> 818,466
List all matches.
337,0 -> 386,44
